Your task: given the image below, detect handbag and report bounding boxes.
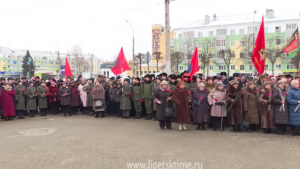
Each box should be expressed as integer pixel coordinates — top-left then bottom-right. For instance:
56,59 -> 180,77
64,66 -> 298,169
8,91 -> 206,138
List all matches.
95,100 -> 103,108
165,101 -> 174,117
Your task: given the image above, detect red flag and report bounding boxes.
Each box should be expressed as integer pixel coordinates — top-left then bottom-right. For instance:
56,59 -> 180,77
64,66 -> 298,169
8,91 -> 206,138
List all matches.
111,47 -> 131,75
252,17 -> 265,77
65,57 -> 73,78
183,47 -> 199,82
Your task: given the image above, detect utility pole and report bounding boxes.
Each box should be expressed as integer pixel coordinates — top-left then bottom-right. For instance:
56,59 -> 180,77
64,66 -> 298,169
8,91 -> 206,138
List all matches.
126,20 -> 135,77
165,0 -> 172,74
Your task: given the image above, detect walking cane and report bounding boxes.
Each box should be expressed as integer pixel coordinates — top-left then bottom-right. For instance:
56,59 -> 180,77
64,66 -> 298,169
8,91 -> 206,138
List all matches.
220,104 -> 223,131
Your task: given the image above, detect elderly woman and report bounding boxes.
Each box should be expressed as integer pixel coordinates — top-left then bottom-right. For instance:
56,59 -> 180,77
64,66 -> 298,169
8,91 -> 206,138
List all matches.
0,84 -> 15,121
272,80 -> 289,135
287,80 -> 300,136
243,81 -> 260,132
208,82 -> 227,131
153,80 -> 173,130
59,82 -> 71,117
226,80 -> 243,132
91,81 -> 106,118
258,81 -> 274,134
192,83 -> 209,130
172,81 -> 191,130
48,82 -> 59,115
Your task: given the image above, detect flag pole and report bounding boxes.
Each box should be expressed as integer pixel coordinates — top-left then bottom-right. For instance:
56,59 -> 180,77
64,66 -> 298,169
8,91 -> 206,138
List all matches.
297,27 -> 300,81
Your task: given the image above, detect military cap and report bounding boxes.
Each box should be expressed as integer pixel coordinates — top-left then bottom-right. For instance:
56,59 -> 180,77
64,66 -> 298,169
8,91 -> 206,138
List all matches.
220,72 -> 227,76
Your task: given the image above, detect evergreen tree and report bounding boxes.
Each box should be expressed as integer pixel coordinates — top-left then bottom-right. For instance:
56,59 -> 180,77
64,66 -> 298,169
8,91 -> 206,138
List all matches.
22,50 -> 35,77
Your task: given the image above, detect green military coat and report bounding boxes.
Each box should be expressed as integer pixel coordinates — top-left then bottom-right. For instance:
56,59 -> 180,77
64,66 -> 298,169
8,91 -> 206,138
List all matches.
15,85 -> 25,110
120,84 -> 132,110
142,81 -> 153,99
152,82 -> 160,111
169,81 -> 177,91
85,83 -> 94,107
132,84 -> 142,101
185,82 -> 191,91
37,86 -> 48,108
190,82 -> 198,94
26,86 -> 37,110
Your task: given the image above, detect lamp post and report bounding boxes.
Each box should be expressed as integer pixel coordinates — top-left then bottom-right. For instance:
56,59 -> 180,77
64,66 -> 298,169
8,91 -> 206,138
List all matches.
126,20 -> 135,77
50,41 -> 60,78
165,0 -> 174,74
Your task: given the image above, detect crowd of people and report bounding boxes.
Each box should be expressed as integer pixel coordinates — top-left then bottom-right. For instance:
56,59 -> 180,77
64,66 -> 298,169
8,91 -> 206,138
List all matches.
1,72 -> 300,136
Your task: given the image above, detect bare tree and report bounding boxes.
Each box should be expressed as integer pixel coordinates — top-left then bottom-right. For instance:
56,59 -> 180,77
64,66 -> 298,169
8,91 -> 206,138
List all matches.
179,31 -> 195,64
198,38 -> 215,77
265,34 -> 285,75
153,51 -> 162,72
71,44 -> 89,75
171,52 -> 184,73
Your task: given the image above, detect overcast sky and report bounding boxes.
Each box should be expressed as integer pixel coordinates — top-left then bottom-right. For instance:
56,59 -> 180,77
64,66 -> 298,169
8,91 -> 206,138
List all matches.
0,0 -> 299,61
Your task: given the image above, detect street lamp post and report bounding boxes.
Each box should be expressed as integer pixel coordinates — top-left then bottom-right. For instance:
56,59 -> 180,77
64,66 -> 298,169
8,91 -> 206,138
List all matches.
126,20 -> 135,77
50,41 -> 60,79
165,0 -> 174,74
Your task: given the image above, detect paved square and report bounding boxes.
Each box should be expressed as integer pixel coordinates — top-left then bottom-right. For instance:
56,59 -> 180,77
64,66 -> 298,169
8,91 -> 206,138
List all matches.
0,115 -> 299,169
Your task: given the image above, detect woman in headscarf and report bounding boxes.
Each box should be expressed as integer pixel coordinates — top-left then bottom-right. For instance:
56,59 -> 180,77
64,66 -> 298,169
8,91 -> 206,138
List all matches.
0,83 -> 15,121
243,81 -> 260,132
226,80 -> 243,132
153,80 -> 173,130
59,82 -> 71,117
37,82 -> 48,116
272,80 -> 289,135
48,82 -> 59,115
15,81 -> 26,119
207,82 -> 227,131
193,83 -> 209,130
258,81 -> 275,134
172,81 -> 191,130
91,81 -> 106,118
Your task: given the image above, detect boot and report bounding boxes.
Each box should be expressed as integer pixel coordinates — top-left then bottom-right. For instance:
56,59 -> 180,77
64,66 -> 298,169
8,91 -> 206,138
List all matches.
182,124 -> 187,130
101,111 -> 105,118
137,112 -> 141,119
95,111 -> 99,118
64,112 -> 67,117
236,124 -> 242,132
196,124 -> 201,130
280,125 -> 285,135
147,113 -> 152,120
263,128 -> 268,134
232,125 -> 237,132
144,114 -> 149,120
4,117 -> 9,121
201,123 -> 206,130
276,125 -> 282,135
125,111 -> 129,119
179,124 -> 183,131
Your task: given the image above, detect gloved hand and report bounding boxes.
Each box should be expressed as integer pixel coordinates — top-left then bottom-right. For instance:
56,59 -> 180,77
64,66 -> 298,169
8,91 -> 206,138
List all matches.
215,101 -> 224,106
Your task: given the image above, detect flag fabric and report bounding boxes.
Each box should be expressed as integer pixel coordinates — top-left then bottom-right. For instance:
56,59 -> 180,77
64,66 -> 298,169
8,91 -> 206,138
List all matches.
64,57 -> 73,78
282,28 -> 299,58
183,47 -> 199,82
252,17 -> 265,77
111,47 -> 131,75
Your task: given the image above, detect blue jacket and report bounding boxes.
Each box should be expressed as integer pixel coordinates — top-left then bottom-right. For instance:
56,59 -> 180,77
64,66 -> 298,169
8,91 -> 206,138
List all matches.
287,87 -> 300,125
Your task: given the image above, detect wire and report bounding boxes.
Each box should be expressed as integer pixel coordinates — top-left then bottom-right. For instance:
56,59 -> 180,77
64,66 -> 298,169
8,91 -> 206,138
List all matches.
0,0 -> 69,13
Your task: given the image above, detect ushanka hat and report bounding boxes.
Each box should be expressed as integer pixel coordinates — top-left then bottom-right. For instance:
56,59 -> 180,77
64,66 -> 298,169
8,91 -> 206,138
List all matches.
220,72 -> 227,76
160,72 -> 167,77
144,74 -> 151,79
169,74 -> 177,80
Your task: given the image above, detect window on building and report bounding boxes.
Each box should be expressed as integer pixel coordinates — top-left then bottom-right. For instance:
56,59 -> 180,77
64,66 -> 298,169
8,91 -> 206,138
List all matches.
265,65 -> 268,70
287,64 -> 294,69
276,39 -> 281,45
286,23 -> 298,30
219,65 -> 226,70
239,41 -> 245,46
230,41 -> 235,47
240,65 -> 245,70
179,66 -> 183,71
208,43 -> 214,47
209,31 -> 213,36
265,27 -> 268,33
170,40 -> 174,47
209,65 -> 213,70
197,43 -> 203,48
240,53 -> 245,58
178,34 -> 183,39
247,26 -> 258,33
216,40 -> 226,47
136,71 -> 139,76
276,52 -> 281,57
216,29 -> 227,35
198,32 -> 202,37
153,71 -> 156,73
230,52 -> 235,58
199,66 -> 203,70
144,71 -> 147,74
231,65 -> 235,70
276,64 -> 281,70
275,26 -> 281,33
230,30 -> 235,35
249,65 -> 253,70
239,29 -> 244,35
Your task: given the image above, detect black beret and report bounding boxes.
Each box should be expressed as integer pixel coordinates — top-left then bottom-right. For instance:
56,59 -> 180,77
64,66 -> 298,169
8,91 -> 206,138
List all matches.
220,72 -> 227,76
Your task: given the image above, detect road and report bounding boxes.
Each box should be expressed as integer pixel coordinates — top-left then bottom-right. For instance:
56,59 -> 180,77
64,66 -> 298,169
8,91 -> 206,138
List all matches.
0,115 -> 299,169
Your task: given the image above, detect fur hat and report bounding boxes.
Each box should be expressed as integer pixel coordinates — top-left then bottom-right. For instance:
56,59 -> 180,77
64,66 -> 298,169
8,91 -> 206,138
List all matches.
160,80 -> 169,86
144,74 -> 151,79
247,76 -> 254,81
206,76 -> 212,81
285,74 -> 292,78
220,72 -> 227,76
156,76 -> 162,81
231,80 -> 239,85
124,78 -> 130,83
135,77 -> 141,81
160,72 -> 167,77
169,74 -> 177,80
176,75 -> 182,79
233,73 -> 239,77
